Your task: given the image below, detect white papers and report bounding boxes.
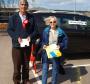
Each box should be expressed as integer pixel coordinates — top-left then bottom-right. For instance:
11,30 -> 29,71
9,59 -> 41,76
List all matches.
20,39 -> 29,47
48,44 -> 59,50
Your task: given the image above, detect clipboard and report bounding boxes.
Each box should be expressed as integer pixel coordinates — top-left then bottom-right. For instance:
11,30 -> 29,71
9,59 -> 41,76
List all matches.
45,44 -> 62,59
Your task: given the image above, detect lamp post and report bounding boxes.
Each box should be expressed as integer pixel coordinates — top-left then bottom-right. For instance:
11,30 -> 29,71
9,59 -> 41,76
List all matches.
74,0 -> 77,29
74,0 -> 76,14
74,0 -> 76,21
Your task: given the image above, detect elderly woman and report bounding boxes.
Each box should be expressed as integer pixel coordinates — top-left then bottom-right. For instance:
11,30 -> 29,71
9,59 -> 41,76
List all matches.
41,16 -> 68,84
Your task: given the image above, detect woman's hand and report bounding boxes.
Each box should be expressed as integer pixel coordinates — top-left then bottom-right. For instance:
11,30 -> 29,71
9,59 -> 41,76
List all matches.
57,45 -> 60,49
43,45 -> 47,49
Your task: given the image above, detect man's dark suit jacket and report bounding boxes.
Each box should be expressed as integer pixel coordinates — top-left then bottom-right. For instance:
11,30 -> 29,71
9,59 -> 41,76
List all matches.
7,12 -> 38,47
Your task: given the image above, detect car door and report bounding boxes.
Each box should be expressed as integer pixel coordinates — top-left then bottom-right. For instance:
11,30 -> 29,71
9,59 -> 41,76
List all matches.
85,18 -> 90,52
59,14 -> 87,53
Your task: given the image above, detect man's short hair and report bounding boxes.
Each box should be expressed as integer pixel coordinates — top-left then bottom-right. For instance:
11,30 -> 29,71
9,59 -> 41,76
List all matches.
19,0 -> 28,6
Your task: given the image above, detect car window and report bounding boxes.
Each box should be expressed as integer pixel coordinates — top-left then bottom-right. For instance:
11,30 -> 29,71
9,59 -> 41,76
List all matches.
34,14 -> 48,34
36,16 -> 45,28
58,15 -> 87,30
59,18 -> 77,30
86,20 -> 90,30
34,13 -> 90,32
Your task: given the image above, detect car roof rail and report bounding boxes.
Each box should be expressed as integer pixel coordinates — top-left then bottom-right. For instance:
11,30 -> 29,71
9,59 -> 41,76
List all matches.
33,10 -> 56,13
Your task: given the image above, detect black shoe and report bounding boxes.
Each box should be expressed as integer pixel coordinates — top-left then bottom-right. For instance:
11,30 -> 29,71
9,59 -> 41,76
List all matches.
14,80 -> 20,84
22,80 -> 30,84
59,65 -> 66,75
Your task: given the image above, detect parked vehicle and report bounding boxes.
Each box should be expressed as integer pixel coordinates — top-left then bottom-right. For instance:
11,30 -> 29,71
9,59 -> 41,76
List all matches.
33,11 -> 90,54
0,11 -> 90,55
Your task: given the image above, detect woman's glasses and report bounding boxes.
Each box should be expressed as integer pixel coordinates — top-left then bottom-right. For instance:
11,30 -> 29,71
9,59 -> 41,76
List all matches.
21,3 -> 28,6
50,21 -> 56,24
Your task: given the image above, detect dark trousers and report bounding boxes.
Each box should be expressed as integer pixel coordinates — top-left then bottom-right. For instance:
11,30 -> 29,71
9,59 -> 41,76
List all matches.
12,47 -> 31,84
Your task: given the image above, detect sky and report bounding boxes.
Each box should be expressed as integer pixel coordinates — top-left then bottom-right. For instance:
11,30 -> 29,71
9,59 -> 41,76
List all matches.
1,0 -> 90,11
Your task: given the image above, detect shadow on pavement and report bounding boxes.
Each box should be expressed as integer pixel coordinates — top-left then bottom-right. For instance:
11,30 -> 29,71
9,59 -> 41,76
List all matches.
47,64 -> 88,84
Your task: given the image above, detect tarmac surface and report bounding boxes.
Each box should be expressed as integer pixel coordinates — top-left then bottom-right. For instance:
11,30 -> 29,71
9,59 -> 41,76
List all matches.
0,33 -> 90,84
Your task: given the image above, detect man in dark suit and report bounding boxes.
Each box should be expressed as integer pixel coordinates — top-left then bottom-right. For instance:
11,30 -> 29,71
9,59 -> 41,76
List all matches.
7,0 -> 38,84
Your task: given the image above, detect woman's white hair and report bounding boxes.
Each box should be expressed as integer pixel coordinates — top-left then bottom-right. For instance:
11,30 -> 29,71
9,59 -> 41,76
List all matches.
44,16 -> 58,25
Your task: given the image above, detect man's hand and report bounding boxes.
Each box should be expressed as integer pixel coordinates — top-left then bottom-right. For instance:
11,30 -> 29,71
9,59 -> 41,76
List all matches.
18,37 -> 22,44
27,36 -> 30,42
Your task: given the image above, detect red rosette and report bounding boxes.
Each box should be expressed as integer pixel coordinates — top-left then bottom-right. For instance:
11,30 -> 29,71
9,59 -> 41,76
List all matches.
22,19 -> 29,29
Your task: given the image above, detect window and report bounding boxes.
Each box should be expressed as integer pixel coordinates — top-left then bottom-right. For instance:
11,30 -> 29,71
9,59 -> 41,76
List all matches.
58,14 -> 88,30
86,20 -> 90,30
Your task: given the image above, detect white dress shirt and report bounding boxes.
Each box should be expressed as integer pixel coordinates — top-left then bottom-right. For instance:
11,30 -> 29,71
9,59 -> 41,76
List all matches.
19,13 -> 26,23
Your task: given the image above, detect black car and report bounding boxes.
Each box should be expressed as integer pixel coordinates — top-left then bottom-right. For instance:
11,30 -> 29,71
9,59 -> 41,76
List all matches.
33,11 -> 90,55
0,11 -> 90,56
